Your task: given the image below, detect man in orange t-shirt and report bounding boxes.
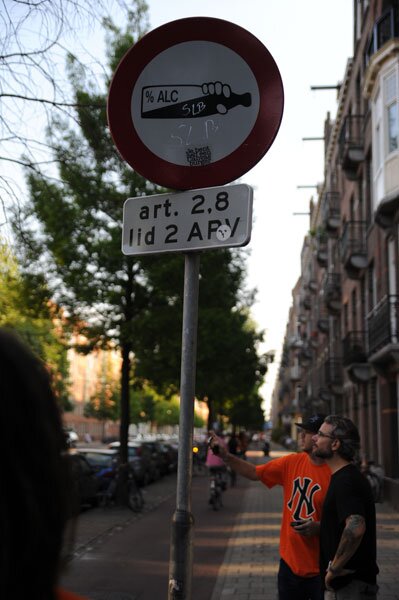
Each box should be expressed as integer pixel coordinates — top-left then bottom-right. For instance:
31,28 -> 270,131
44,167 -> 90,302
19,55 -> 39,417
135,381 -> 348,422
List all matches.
209,414 -> 331,600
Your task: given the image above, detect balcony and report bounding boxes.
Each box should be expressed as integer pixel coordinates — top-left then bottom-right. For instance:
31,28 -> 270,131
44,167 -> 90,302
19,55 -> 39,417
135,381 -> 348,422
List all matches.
367,295 -> 399,375
317,305 -> 330,334
342,330 -> 373,383
309,330 -> 319,349
343,331 -> 367,364
323,273 -> 342,315
301,294 -> 312,311
307,279 -> 318,294
289,365 -> 302,382
374,189 -> 399,229
365,8 -> 398,67
299,346 -> 313,368
338,115 -> 365,180
288,336 -> 304,351
322,192 -> 341,234
316,357 -> 343,403
324,357 -> 343,389
315,230 -> 328,267
340,221 -> 368,279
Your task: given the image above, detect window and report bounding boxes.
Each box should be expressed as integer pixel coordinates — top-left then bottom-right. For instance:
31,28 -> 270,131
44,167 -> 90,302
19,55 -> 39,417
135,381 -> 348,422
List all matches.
372,64 -> 399,209
351,288 -> 358,330
343,302 -> 349,333
385,71 -> 399,153
374,88 -> 382,170
367,263 -> 376,311
387,102 -> 398,152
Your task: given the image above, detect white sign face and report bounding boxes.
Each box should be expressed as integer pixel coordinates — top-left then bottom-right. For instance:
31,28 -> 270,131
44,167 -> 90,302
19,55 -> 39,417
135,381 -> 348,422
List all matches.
122,184 -> 253,255
131,41 -> 260,167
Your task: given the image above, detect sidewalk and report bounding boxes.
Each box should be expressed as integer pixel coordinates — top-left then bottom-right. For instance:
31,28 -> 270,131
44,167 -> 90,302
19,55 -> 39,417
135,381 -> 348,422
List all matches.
211,449 -> 399,600
67,445 -> 399,599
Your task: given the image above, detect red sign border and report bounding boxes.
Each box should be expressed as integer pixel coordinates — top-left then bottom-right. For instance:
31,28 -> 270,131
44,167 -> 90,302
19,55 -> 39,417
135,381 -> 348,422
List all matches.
107,17 -> 284,190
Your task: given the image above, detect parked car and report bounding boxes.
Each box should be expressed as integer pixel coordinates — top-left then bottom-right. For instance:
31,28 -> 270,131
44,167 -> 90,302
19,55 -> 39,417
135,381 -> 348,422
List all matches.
78,447 -> 149,487
108,441 -> 161,484
66,451 -> 100,509
76,448 -> 119,489
155,441 -> 178,474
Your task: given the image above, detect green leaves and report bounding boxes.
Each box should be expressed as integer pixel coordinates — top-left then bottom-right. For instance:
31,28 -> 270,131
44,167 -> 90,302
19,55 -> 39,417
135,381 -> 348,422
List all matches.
9,5 -> 267,433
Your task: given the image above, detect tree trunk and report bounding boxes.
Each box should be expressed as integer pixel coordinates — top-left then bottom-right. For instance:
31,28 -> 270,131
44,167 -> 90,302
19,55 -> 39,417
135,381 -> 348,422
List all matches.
119,341 -> 131,464
207,397 -> 214,431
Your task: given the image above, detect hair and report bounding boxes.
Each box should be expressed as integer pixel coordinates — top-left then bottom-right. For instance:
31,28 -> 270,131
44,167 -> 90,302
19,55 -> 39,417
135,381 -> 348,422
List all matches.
324,415 -> 361,461
0,328 -> 73,599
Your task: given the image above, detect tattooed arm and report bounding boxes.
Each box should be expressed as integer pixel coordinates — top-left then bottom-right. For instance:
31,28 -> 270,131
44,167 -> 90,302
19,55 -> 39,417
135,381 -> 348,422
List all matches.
325,514 -> 365,590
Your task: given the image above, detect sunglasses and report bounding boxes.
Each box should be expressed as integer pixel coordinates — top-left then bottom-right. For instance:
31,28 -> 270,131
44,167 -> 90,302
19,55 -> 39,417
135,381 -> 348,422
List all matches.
316,430 -> 335,439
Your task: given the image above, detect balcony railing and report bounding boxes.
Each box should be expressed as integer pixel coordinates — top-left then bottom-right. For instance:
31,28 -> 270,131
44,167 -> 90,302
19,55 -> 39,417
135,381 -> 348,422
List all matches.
290,365 -> 302,382
299,346 -> 313,368
324,357 -> 343,387
316,235 -> 328,267
316,357 -> 343,390
323,273 -> 342,315
307,279 -> 318,293
339,115 -> 365,180
288,335 -> 304,351
365,8 -> 398,66
367,295 -> 399,355
342,331 -> 368,365
301,295 -> 312,311
340,221 -> 368,278
322,192 -> 341,233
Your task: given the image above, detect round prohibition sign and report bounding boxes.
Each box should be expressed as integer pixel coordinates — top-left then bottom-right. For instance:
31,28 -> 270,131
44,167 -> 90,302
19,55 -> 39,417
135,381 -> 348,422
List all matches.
107,17 -> 284,190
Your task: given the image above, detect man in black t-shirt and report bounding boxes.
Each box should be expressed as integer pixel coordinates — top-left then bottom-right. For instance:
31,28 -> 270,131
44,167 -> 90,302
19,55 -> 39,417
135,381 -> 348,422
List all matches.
312,415 -> 379,599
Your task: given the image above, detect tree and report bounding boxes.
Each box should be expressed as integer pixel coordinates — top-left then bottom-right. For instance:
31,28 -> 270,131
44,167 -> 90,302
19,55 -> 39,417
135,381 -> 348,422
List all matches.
84,380 -> 119,440
0,238 -> 70,408
154,397 -> 180,427
0,0 -> 148,216
10,6 -> 266,454
133,248 -> 268,429
10,9 -> 158,464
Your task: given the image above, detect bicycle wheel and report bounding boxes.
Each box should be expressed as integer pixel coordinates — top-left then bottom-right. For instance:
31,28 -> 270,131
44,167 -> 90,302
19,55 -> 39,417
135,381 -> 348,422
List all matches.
127,482 -> 144,512
229,467 -> 237,487
213,490 -> 223,510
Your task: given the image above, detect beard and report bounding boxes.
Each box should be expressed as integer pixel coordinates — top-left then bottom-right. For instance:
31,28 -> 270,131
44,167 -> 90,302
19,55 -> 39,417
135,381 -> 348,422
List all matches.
313,446 -> 333,459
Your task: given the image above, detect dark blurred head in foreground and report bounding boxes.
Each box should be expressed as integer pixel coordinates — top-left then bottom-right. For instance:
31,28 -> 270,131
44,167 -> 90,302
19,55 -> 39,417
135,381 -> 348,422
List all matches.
0,327 -> 72,600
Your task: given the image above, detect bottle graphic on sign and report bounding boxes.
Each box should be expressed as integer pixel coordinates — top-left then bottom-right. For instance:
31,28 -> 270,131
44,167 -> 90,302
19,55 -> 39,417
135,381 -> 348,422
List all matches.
141,82 -> 252,119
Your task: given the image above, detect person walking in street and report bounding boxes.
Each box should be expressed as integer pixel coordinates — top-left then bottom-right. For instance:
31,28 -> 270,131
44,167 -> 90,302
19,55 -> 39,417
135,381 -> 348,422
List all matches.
0,327 -> 88,600
208,414 -> 331,600
312,415 -> 379,599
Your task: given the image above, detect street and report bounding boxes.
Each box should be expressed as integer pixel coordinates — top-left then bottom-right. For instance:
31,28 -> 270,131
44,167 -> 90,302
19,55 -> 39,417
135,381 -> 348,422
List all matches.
61,464 -> 251,600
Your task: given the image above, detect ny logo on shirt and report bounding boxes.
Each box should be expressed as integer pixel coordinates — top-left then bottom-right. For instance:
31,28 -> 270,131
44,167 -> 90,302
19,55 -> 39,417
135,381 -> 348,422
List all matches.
287,477 -> 321,520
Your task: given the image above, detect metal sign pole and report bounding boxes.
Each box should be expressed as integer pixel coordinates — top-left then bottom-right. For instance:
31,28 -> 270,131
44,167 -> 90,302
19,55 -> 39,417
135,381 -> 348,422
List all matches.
168,251 -> 200,600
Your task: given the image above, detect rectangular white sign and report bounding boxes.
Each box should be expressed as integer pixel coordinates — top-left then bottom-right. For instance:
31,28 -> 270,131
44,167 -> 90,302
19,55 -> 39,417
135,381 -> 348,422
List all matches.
122,184 -> 253,255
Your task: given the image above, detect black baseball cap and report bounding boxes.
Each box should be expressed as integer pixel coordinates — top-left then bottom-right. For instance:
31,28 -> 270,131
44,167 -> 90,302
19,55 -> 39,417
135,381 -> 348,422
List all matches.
294,414 -> 326,433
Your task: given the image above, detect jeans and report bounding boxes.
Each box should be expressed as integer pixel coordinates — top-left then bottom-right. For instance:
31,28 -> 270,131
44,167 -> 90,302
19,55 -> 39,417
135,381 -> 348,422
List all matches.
324,579 -> 379,599
278,558 -> 324,600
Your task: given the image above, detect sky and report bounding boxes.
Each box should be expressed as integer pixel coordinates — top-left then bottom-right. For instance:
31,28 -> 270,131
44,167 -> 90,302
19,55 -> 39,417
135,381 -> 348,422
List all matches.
142,0 -> 354,416
1,0 -> 354,418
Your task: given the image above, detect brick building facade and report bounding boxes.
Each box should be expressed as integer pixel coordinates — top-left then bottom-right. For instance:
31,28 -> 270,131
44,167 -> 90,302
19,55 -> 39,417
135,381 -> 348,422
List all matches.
273,0 -> 399,507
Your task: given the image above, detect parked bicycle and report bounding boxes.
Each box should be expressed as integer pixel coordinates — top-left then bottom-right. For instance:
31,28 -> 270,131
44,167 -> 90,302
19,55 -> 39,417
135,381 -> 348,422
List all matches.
98,463 -> 144,512
208,466 -> 227,510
